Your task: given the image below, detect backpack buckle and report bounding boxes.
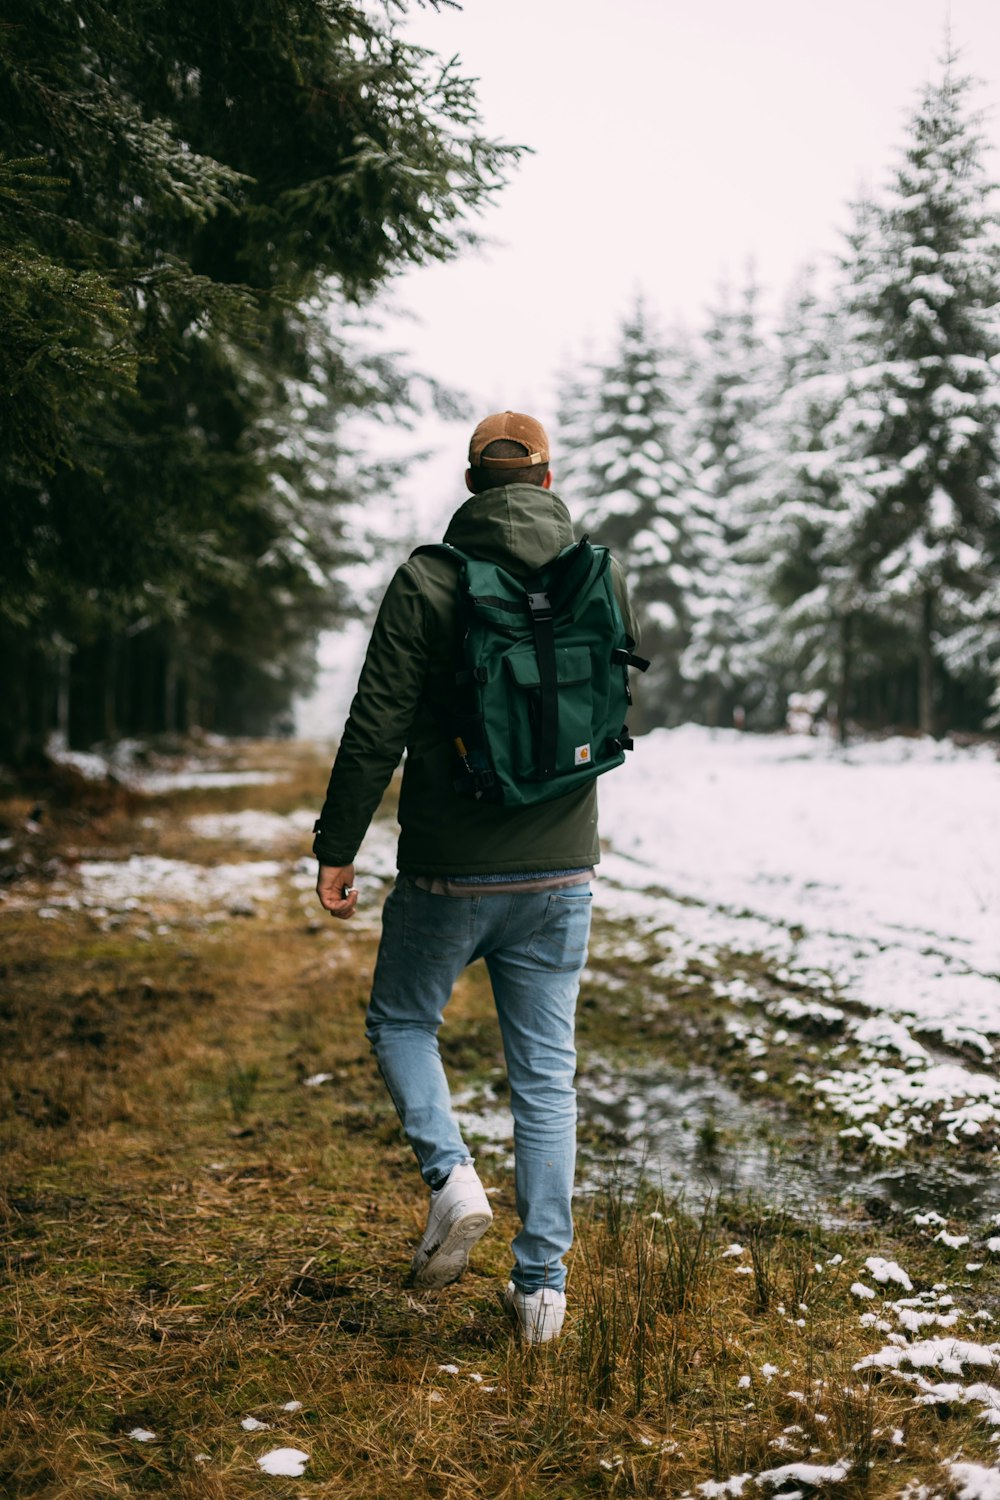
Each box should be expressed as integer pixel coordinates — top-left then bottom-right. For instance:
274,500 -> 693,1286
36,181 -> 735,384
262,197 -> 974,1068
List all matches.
526,590 -> 552,617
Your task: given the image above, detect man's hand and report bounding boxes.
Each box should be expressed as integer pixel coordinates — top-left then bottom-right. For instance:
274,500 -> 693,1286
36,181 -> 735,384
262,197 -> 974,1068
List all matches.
317,862 -> 358,920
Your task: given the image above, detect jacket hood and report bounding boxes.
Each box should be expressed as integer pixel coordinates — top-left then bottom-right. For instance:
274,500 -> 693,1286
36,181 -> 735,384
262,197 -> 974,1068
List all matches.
442,485 -> 576,577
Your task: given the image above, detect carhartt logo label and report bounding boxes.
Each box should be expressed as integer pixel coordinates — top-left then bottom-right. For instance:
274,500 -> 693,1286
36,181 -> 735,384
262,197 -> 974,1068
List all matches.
574,744 -> 591,766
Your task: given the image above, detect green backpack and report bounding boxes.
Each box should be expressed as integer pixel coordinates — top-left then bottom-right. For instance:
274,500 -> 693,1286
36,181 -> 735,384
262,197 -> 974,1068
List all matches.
412,536 -> 648,807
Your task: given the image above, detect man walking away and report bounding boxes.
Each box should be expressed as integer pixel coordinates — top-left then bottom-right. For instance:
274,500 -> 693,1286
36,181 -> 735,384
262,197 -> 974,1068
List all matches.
313,412 -> 639,1343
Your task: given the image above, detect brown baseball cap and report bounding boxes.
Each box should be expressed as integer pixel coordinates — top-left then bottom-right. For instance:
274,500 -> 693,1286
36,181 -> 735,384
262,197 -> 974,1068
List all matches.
468,410 -> 550,469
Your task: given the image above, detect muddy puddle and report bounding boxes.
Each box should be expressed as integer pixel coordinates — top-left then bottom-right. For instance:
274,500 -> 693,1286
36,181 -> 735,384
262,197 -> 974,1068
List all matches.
576,1061 -> 1000,1225
459,1061 -> 1000,1227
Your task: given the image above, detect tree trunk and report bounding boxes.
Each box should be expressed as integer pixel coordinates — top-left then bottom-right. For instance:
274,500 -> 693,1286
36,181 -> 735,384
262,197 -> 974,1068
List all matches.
837,613 -> 853,746
164,649 -> 179,735
918,589 -> 935,737
55,647 -> 71,746
102,637 -> 119,741
2,645 -> 31,763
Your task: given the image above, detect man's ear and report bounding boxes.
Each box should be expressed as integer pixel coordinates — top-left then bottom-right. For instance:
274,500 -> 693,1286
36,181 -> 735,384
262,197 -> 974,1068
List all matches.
542,470 -> 553,490
465,468 -> 474,492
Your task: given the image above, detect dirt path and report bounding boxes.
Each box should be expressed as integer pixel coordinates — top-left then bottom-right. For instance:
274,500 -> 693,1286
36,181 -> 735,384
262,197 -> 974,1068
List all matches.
3,739 -> 1000,1499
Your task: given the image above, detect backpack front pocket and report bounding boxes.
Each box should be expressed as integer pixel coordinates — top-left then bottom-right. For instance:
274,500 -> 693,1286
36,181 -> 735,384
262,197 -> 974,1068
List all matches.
504,645 -> 594,781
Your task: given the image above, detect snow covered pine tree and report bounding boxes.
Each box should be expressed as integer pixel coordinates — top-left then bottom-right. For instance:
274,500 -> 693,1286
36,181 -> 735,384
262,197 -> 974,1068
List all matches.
816,56 -> 1000,734
559,301 -> 712,725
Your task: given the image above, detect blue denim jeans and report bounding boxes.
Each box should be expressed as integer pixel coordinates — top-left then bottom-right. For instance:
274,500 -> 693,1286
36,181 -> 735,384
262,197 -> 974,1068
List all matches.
366,875 -> 592,1293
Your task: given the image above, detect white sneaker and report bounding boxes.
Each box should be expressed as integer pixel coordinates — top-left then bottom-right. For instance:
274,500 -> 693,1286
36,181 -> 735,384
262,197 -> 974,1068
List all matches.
408,1162 -> 493,1289
504,1281 -> 566,1344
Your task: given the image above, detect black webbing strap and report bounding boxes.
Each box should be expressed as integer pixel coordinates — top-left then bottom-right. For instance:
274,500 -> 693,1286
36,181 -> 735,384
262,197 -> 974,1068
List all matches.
612,647 -> 651,673
526,585 -> 559,778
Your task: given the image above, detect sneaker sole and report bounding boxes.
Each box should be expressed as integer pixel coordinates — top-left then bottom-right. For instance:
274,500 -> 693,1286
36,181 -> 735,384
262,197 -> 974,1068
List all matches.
409,1208 -> 493,1290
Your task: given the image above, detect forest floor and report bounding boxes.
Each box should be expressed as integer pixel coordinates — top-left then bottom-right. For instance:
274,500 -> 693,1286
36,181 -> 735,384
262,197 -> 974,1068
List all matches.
3,734 -> 1000,1500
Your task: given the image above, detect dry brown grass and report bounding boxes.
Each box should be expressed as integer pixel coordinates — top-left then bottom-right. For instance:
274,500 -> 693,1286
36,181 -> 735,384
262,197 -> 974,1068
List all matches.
2,740 -> 999,1498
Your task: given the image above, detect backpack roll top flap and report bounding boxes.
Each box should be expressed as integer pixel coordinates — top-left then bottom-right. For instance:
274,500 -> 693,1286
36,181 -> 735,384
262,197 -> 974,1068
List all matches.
561,545 -> 611,624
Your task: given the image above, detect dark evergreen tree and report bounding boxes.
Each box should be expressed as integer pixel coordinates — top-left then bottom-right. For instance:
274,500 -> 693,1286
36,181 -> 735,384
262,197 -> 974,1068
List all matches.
0,1 -> 518,757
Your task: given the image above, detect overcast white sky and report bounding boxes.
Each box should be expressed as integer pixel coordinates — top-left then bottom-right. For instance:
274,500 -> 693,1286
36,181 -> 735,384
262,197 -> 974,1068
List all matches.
357,0 -> 1000,527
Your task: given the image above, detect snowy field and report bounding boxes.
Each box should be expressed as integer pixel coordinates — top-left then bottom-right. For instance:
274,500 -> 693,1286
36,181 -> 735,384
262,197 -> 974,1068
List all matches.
598,727 -> 1000,1151
601,726 -> 998,1029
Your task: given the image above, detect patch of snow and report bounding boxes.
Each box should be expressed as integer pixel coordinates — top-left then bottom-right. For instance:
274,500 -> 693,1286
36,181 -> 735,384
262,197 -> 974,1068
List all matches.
256,1447 -> 309,1476
855,1337 -> 1000,1377
757,1458 -> 851,1487
865,1257 -> 913,1291
814,1063 -> 1000,1149
44,737 -> 288,797
948,1463 -> 1000,1500
452,1084 -> 515,1145
49,746 -> 115,781
698,1476 -> 752,1498
859,1313 -> 893,1331
69,856 -> 285,909
189,809 -> 316,846
140,769 -> 284,792
770,996 -> 843,1029
599,728 -> 1000,1063
894,1307 -> 960,1334
853,1015 -> 929,1064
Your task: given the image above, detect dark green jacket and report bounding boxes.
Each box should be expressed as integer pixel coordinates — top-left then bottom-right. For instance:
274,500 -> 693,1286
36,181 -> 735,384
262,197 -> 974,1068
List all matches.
313,484 -> 637,876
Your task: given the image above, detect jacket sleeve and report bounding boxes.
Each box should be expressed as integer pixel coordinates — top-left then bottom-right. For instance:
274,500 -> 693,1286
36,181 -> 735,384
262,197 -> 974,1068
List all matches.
313,563 -> 428,866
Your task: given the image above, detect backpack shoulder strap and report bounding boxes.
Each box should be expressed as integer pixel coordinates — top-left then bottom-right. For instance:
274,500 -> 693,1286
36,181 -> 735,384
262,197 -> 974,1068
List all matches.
409,542 -> 469,565
410,543 -> 522,622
